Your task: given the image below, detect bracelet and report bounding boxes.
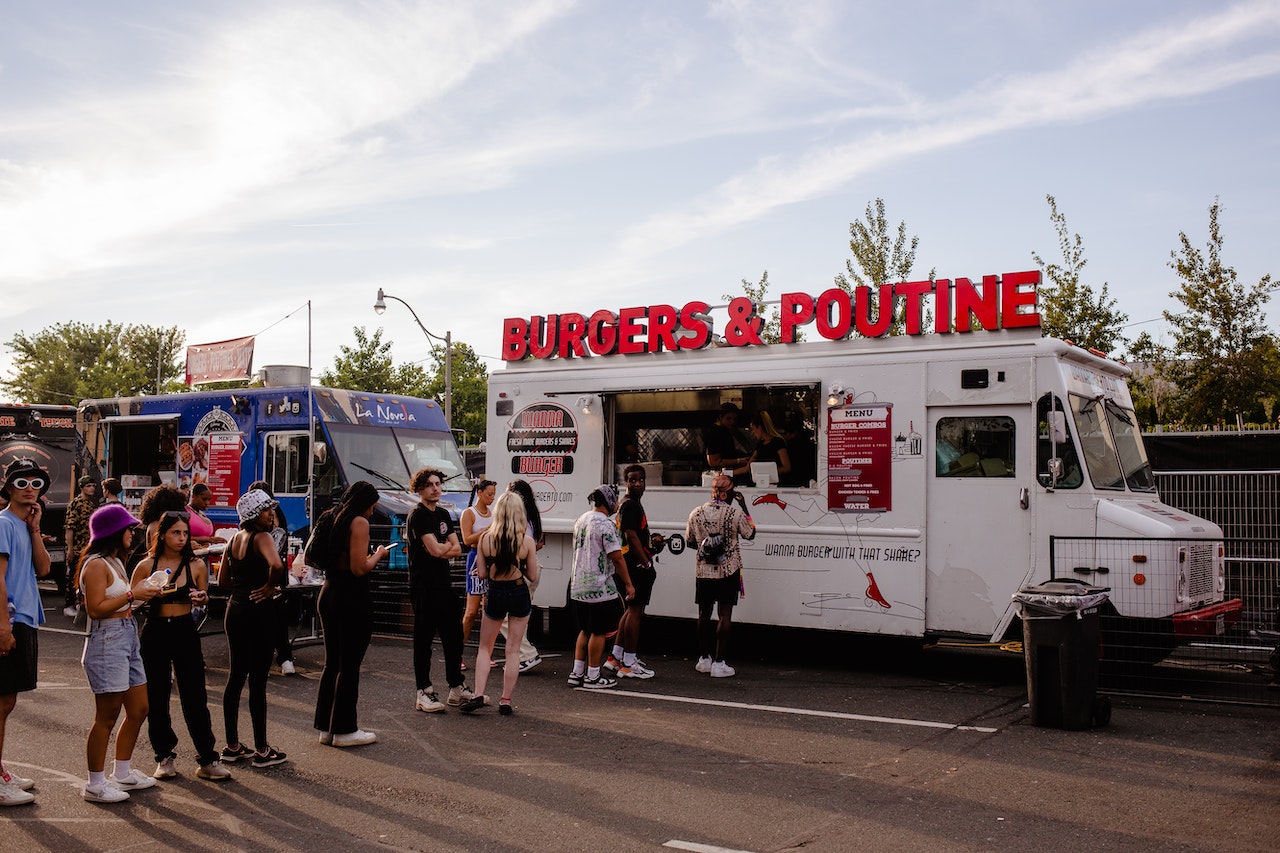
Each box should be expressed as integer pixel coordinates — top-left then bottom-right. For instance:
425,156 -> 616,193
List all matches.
126,590 -> 134,604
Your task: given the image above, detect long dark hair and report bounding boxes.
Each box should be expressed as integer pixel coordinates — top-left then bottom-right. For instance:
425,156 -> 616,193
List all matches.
507,479 -> 542,542
150,511 -> 195,564
332,481 -> 380,558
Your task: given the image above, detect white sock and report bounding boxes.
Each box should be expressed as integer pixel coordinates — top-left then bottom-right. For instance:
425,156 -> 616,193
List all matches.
612,644 -> 624,660
572,660 -> 585,676
89,770 -> 106,786
587,666 -> 601,680
624,652 -> 637,666
112,759 -> 131,779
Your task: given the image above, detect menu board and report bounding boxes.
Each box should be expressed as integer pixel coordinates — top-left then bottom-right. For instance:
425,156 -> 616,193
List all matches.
205,433 -> 244,508
827,403 -> 892,513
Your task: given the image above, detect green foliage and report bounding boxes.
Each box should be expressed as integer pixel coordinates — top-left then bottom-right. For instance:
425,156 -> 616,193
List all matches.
835,198 -> 934,335
2,321 -> 185,403
1031,195 -> 1129,354
421,341 -> 488,446
1160,199 -> 1279,427
318,326 -> 431,397
722,270 -> 802,344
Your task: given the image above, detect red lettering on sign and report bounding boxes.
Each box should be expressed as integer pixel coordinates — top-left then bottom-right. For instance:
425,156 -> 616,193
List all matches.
955,276 -> 998,332
617,306 -> 646,355
1000,270 -> 1040,328
677,302 -> 711,350
815,288 -> 852,339
780,292 -> 814,343
587,310 -> 618,356
503,317 -> 529,360
558,313 -> 589,358
528,315 -> 557,360
854,285 -> 892,337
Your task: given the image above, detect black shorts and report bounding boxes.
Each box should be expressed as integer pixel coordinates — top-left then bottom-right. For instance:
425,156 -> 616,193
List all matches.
572,598 -> 623,637
0,623 -> 39,695
625,564 -> 657,608
695,572 -> 742,610
484,579 -> 532,621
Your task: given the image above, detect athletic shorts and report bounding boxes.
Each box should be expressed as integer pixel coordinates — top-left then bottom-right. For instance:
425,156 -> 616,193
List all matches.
484,579 -> 532,620
0,623 -> 39,694
695,571 -> 742,609
466,550 -> 489,596
81,617 -> 147,695
626,564 -> 657,608
572,597 -> 623,637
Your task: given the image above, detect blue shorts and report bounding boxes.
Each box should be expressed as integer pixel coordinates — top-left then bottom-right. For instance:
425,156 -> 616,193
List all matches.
81,617 -> 147,694
466,550 -> 489,596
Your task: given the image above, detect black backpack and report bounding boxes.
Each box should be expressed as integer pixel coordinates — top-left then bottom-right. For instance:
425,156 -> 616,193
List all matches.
303,508 -> 338,572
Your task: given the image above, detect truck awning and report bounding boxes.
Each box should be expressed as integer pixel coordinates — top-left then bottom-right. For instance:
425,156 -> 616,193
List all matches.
97,414 -> 181,425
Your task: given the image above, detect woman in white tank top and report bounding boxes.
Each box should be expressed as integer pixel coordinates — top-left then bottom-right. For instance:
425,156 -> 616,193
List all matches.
459,480 -> 497,647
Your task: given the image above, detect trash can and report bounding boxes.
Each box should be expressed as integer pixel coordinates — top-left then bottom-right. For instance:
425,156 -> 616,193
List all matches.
1013,579 -> 1112,730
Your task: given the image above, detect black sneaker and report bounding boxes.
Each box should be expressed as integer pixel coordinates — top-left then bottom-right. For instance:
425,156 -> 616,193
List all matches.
250,747 -> 287,768
498,702 -> 513,716
220,744 -> 252,763
458,695 -> 486,714
582,675 -> 617,690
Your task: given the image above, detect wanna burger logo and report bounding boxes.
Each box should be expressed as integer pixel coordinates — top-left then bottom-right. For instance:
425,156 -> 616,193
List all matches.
507,403 -> 578,476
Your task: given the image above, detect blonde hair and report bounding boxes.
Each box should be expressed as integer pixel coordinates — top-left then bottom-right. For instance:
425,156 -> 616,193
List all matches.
482,491 -> 528,572
750,411 -> 784,441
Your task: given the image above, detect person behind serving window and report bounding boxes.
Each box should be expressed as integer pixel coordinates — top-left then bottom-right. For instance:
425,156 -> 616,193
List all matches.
732,411 -> 791,485
132,510 -> 230,781
77,504 -> 162,803
704,402 -> 748,472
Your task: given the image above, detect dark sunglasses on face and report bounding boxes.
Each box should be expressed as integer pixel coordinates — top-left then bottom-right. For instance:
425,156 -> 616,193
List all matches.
163,511 -> 191,521
11,478 -> 45,490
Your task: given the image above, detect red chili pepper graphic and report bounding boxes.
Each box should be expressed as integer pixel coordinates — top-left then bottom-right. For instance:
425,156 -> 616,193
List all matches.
752,493 -> 787,510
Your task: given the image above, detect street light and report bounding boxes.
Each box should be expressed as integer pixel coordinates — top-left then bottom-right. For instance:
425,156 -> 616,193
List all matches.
373,288 -> 452,425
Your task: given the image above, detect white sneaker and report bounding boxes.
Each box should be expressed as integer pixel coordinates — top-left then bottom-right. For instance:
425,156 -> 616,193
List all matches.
63,605 -> 79,618
0,781 -> 34,806
317,729 -> 333,745
695,656 -> 713,673
153,756 -> 177,779
112,768 -> 158,790
518,655 -> 543,673
280,660 -> 296,676
710,660 -> 736,678
2,771 -> 34,791
416,688 -> 446,713
83,780 -> 129,803
447,684 -> 475,706
196,761 -> 232,781
620,661 -> 655,679
331,729 -> 377,748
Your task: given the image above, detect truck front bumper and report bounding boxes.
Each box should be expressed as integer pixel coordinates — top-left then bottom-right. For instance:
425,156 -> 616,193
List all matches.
1172,599 -> 1243,638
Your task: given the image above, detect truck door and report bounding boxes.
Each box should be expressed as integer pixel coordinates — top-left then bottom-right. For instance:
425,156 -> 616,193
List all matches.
261,430 -> 310,533
925,405 -> 1034,638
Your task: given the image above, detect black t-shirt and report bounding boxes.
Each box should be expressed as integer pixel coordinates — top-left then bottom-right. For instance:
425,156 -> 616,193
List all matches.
784,432 -> 817,487
617,495 -> 650,571
406,503 -> 456,589
704,423 -> 741,464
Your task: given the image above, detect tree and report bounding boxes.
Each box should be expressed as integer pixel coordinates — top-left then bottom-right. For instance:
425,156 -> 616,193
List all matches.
1031,195 -> 1128,354
421,341 -> 488,447
1163,199 -> 1279,427
2,321 -> 185,403
318,326 -> 431,397
835,198 -> 934,335
1124,331 -> 1176,427
721,270 -> 803,344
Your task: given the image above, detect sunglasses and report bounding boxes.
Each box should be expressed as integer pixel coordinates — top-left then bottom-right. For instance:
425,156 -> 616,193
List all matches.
11,478 -> 45,490
162,511 -> 191,521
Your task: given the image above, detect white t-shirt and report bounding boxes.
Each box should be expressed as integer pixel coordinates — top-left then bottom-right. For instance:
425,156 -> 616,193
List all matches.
570,509 -> 622,603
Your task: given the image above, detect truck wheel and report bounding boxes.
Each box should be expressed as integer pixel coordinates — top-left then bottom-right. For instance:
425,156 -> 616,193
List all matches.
1092,695 -> 1112,728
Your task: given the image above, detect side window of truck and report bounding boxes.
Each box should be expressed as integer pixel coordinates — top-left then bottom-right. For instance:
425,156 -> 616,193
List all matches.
265,432 -> 310,494
1036,394 -> 1083,488
935,416 -> 1015,477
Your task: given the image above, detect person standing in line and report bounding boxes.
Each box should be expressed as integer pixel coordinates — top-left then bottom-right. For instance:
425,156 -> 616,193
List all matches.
502,480 -> 544,672
686,474 -> 756,678
132,486 -> 189,571
131,511 -> 230,781
459,480 -> 497,654
62,475 -> 98,617
566,486 -> 633,690
186,483 -> 220,546
605,465 -> 656,679
0,459 -> 52,806
405,469 -> 473,713
313,482 -> 390,747
460,492 -> 539,715
101,478 -> 124,506
220,489 -> 288,769
246,480 -> 296,677
77,504 -> 162,803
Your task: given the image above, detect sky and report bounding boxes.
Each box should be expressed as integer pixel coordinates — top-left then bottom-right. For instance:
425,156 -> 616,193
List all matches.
2,0 -> 1279,401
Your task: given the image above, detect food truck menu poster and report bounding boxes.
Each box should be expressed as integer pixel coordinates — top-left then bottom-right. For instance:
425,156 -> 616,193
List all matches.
205,434 -> 244,508
827,403 -> 892,513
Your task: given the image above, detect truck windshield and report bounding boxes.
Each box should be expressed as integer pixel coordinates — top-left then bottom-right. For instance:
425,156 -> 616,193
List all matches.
325,424 -> 469,493
1069,395 -> 1156,492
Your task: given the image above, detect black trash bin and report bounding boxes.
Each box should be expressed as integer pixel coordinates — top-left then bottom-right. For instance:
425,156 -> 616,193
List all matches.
1013,579 -> 1112,730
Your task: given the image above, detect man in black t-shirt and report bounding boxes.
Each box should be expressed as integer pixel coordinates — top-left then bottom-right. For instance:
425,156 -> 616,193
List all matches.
606,465 -> 657,679
405,469 -> 472,713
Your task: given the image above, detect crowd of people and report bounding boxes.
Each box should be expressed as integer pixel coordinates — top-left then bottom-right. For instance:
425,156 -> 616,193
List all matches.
0,448 -> 758,807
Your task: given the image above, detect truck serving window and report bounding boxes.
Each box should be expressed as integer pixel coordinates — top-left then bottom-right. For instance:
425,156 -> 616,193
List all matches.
608,385 -> 818,487
935,416 -> 1015,477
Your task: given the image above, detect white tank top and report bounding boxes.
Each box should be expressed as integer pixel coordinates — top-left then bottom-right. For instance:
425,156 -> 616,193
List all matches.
468,506 -> 493,542
80,555 -> 132,614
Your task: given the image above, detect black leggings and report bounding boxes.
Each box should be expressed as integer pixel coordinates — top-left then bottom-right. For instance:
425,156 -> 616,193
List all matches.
223,599 -> 275,750
313,584 -> 372,735
411,585 -> 464,691
142,614 -> 218,766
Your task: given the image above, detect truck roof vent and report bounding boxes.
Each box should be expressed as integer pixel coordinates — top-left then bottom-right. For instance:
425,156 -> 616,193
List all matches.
256,365 -> 311,387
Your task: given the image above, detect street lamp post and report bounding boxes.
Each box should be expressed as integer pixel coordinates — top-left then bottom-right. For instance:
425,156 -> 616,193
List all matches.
373,288 -> 452,425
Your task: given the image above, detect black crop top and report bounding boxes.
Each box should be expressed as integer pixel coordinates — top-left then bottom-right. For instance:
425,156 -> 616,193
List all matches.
151,558 -> 196,605
226,531 -> 274,604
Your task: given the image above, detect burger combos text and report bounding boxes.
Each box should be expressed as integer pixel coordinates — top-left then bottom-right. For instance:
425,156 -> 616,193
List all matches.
502,270 -> 1041,361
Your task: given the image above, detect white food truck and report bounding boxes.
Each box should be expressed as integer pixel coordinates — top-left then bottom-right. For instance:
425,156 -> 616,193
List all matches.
488,270 -> 1239,646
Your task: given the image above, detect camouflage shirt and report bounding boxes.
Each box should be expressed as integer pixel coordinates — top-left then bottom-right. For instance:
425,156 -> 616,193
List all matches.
65,493 -> 97,557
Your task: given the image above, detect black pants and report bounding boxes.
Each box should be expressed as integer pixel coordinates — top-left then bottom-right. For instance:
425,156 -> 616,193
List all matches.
411,584 -> 464,691
313,584 -> 372,735
141,613 -> 218,766
223,598 -> 275,750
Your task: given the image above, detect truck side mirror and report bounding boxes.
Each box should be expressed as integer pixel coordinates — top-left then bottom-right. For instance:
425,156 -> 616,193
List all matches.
1047,457 -> 1063,489
313,443 -> 328,466
1047,411 -> 1068,445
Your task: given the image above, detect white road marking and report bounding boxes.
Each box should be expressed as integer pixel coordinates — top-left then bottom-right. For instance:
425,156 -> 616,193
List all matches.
585,688 -> 1000,733
664,841 -> 756,853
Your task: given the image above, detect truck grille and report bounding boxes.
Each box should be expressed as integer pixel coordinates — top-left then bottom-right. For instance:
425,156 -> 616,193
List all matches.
1187,541 -> 1215,599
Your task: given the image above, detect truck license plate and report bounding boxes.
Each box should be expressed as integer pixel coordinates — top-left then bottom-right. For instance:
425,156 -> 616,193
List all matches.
1215,613 -> 1225,634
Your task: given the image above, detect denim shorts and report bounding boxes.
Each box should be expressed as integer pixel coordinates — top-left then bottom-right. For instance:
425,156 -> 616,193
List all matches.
81,617 -> 147,694
484,579 -> 532,620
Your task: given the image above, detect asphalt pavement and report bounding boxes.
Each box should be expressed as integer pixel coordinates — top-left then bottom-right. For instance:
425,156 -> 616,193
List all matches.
3,603 -> 1278,853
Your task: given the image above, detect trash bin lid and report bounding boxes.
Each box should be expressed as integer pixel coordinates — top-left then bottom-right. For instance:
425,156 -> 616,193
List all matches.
1012,579 -> 1110,614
